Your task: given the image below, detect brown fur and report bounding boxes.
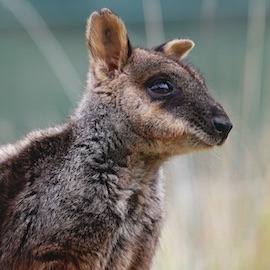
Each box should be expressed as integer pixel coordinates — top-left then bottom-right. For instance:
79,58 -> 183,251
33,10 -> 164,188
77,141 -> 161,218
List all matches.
0,9 -> 232,270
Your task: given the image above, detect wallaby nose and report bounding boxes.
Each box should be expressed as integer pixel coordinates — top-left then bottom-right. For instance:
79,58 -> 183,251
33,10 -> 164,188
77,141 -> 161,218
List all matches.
212,116 -> 232,140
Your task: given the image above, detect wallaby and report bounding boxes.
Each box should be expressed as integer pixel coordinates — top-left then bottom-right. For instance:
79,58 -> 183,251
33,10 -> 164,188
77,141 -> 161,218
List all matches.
0,8 -> 232,270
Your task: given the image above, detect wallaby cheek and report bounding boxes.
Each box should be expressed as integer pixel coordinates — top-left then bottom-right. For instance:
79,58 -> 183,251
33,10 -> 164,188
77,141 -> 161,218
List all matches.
121,93 -> 188,142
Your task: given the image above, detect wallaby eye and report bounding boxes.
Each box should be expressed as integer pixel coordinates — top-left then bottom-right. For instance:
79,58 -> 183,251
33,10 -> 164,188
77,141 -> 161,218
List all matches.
147,80 -> 174,97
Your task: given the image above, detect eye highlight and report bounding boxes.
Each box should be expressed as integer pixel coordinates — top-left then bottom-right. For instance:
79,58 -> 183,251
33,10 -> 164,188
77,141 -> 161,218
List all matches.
147,79 -> 174,99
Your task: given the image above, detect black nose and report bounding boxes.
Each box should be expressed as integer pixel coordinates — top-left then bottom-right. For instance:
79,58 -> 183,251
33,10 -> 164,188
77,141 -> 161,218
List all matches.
212,116 -> 233,140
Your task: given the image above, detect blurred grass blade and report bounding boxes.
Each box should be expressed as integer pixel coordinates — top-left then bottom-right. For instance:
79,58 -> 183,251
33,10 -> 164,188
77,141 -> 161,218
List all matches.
1,0 -> 81,104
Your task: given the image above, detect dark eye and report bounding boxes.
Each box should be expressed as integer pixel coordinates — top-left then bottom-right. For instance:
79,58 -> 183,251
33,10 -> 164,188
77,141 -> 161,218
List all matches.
147,80 -> 174,97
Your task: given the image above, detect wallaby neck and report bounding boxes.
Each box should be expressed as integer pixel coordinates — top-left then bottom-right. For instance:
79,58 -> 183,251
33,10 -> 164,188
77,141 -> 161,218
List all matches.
73,91 -> 163,187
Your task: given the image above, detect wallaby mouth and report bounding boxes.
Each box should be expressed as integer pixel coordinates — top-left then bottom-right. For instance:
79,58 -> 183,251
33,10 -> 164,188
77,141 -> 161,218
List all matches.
184,110 -> 232,148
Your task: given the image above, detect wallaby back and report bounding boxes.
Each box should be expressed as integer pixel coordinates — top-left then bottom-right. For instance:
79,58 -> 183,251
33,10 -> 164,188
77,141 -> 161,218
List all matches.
0,8 -> 232,270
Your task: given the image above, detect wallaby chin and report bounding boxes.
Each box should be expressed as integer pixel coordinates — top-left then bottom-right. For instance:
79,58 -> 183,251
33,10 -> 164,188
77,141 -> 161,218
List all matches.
0,8 -> 232,270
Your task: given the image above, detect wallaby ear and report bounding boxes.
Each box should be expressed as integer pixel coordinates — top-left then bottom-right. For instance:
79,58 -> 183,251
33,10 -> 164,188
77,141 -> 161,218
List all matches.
86,9 -> 132,80
154,39 -> 195,59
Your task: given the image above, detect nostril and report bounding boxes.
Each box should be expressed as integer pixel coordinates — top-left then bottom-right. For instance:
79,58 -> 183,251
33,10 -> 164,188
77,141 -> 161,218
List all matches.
212,116 -> 233,139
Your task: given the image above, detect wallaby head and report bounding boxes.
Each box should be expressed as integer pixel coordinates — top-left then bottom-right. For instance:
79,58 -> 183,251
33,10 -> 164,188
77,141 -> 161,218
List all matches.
84,8 -> 232,160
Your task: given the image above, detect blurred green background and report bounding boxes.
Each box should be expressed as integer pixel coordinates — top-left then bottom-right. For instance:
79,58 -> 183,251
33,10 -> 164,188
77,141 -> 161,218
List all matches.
0,0 -> 270,269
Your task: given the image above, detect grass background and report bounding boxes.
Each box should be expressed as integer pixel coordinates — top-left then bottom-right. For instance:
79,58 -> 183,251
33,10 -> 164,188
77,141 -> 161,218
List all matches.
0,0 -> 269,269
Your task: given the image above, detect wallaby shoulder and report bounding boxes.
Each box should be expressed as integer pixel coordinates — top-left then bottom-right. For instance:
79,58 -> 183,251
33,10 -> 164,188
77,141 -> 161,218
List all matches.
0,122 -> 74,228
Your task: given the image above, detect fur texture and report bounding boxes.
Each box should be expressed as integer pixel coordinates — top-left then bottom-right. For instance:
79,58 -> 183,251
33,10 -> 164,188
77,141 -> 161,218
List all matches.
0,9 -> 232,270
